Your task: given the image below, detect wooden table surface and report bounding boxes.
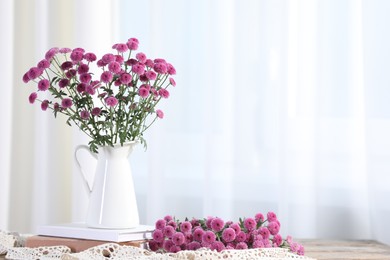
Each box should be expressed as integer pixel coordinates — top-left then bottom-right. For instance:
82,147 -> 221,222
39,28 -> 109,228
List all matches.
301,239 -> 390,259
1,239 -> 390,259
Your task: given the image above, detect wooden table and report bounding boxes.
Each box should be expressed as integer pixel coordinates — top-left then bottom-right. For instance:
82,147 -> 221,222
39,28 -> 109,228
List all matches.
302,239 -> 390,259
2,239 -> 390,259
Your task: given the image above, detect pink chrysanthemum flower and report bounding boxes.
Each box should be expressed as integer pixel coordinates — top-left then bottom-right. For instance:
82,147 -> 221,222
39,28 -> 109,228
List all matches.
139,74 -> 148,82
61,61 -> 73,70
100,71 -> 113,83
158,88 -> 170,99
140,84 -> 151,91
205,217 -> 214,229
235,231 -> 247,242
45,47 -> 59,60
29,92 -> 37,104
267,212 -> 278,222
126,58 -> 138,66
253,240 -> 265,249
273,234 -> 283,246
222,228 -> 236,242
38,79 -> 50,91
153,62 -> 167,74
229,223 -> 241,234
193,227 -> 204,242
80,110 -> 90,120
163,240 -> 174,252
77,63 -> 89,74
127,38 -> 139,50
128,37 -> 139,44
148,240 -> 159,252
191,219 -> 200,227
290,242 -> 300,253
150,88 -> 158,98
138,87 -> 149,98
41,100 -> 49,111
132,63 -> 145,75
102,53 -> 115,64
297,245 -> 305,255
236,242 -> 248,250
70,50 -> 84,63
145,59 -> 154,67
267,221 -> 280,235
244,218 -> 257,231
163,225 -> 175,238
226,244 -> 235,250
58,78 -> 69,88
169,77 -> 176,87
61,98 -> 72,108
156,109 -> 164,119
120,73 -> 132,85
105,96 -> 118,107
22,73 -> 30,83
152,229 -> 164,243
37,59 -> 50,69
211,218 -> 224,232
86,85 -> 96,95
187,241 -> 201,251
145,71 -> 157,81
167,220 -> 177,229
169,245 -> 181,253
211,241 -> 225,252
155,219 -> 166,230
76,83 -> 86,93
202,231 -> 216,244
27,67 -> 42,80
59,47 -> 72,54
255,213 -> 265,223
73,47 -> 85,53
96,59 -> 107,67
154,58 -> 166,63
84,52 -> 97,62
172,232 -> 185,246
263,238 -> 272,248
66,69 -> 77,79
114,43 -> 129,53
79,73 -> 92,84
115,55 -> 124,65
259,227 -> 270,239
185,233 -> 193,243
180,221 -> 192,233
167,63 -> 176,75
136,52 -> 147,63
108,61 -> 121,74
91,107 -> 102,116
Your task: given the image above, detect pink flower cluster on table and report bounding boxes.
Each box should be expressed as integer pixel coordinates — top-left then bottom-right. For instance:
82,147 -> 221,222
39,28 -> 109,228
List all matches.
23,38 -> 176,152
149,212 -> 305,255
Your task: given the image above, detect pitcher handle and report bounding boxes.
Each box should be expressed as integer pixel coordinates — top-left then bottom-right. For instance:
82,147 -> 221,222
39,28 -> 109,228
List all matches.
74,145 -> 98,194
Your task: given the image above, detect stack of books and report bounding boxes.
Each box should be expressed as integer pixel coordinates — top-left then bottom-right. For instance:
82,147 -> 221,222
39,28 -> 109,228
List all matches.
25,223 -> 154,253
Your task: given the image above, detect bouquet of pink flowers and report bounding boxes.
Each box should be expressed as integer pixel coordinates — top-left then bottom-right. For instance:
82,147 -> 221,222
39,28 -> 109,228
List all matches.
149,212 -> 304,255
23,37 -> 176,152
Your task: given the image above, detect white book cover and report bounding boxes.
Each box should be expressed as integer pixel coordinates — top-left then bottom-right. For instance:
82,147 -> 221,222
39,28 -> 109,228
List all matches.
37,223 -> 154,242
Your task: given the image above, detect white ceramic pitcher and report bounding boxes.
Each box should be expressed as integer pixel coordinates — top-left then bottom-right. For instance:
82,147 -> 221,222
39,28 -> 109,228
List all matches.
75,141 -> 139,229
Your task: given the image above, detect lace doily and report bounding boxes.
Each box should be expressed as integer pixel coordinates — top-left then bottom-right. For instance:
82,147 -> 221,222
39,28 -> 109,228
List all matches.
64,243 -> 314,260
0,230 -> 316,260
0,231 -> 16,255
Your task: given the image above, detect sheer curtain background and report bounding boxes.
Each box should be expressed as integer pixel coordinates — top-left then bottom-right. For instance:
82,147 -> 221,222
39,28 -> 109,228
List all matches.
1,0 -> 390,245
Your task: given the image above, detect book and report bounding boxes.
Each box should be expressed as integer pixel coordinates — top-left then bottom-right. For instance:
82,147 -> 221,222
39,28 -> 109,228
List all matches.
25,235 -> 148,253
37,223 -> 154,242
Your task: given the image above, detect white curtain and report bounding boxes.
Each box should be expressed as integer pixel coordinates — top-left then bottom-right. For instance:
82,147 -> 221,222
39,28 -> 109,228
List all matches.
1,0 -> 390,246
